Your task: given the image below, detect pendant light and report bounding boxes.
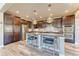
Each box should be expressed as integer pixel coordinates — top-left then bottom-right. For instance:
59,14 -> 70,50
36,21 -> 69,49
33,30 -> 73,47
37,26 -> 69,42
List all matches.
48,4 -> 52,11
32,9 -> 37,24
47,17 -> 52,23
33,20 -> 37,24
47,4 -> 53,23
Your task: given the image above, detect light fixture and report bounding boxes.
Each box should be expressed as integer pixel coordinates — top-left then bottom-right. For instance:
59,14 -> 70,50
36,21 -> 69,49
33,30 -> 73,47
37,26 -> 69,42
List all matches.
50,13 -> 53,16
47,17 -> 52,23
48,17 -> 52,20
28,29 -> 32,32
39,16 -> 42,18
33,20 -> 37,24
16,10 -> 19,14
35,29 -> 39,31
35,29 -> 39,34
26,16 -> 29,18
33,9 -> 38,15
48,8 -> 51,11
65,10 -> 69,13
48,4 -> 52,11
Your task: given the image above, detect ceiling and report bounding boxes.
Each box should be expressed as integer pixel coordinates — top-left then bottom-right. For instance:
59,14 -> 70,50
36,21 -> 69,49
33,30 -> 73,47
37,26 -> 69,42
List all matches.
3,3 -> 79,20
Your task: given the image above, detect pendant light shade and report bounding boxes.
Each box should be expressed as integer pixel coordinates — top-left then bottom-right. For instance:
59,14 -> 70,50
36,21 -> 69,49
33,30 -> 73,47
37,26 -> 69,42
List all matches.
33,20 -> 37,24
47,17 -> 53,23
48,4 -> 52,11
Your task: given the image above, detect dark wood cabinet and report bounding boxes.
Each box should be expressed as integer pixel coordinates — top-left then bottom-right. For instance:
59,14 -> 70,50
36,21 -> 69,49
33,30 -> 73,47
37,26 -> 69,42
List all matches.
4,13 -> 21,45
13,17 -> 21,42
4,13 -> 14,45
63,15 -> 75,43
14,17 -> 21,25
4,14 -> 13,25
63,15 -> 75,26
53,18 -> 62,28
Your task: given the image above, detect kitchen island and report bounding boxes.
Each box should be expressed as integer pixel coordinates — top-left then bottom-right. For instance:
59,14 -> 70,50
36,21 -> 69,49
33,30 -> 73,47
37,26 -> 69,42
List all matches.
26,32 -> 64,56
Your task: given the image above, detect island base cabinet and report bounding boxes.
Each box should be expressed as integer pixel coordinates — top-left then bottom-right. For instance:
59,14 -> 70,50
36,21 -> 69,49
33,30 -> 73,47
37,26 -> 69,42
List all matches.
26,33 -> 65,56
58,37 -> 65,56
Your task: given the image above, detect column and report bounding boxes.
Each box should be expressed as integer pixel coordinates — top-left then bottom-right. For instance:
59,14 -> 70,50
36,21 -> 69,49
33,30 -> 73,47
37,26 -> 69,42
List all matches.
0,12 -> 4,48
58,37 -> 65,56
38,34 -> 41,49
75,9 -> 79,45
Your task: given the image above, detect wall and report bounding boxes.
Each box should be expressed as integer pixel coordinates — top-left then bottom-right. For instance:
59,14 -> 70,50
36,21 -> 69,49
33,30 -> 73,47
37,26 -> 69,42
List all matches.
75,9 -> 79,45
0,12 -> 4,48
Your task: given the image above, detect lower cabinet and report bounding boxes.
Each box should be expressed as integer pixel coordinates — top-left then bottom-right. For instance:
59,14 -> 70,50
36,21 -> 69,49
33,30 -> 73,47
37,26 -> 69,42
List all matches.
26,33 -> 65,55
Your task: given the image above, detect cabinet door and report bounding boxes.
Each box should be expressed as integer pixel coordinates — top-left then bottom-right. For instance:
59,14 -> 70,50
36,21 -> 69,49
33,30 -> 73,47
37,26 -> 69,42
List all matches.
4,13 -> 21,45
4,14 -> 13,25
4,14 -> 14,45
13,17 -> 21,42
53,18 -> 62,28
63,15 -> 75,26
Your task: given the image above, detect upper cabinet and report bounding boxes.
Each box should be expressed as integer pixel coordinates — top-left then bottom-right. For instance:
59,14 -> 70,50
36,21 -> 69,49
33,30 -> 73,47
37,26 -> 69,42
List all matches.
14,17 -> 21,25
62,15 -> 75,43
53,18 -> 62,28
4,13 -> 21,25
63,15 -> 75,26
4,13 -> 13,25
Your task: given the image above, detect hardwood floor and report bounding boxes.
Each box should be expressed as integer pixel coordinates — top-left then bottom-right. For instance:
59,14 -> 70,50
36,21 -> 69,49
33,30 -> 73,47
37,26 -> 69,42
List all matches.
0,41 -> 57,56
65,43 -> 79,56
0,41 -> 79,56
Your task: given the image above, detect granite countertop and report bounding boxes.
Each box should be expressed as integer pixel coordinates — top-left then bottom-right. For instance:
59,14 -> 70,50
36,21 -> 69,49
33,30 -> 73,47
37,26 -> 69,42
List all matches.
27,31 -> 63,34
26,31 -> 64,37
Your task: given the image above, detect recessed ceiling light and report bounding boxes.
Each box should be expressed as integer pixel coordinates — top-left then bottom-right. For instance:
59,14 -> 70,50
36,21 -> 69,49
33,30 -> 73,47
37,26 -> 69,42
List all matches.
39,16 -> 42,18
65,10 -> 69,13
48,8 -> 51,11
16,10 -> 19,14
26,16 -> 29,18
50,13 -> 53,16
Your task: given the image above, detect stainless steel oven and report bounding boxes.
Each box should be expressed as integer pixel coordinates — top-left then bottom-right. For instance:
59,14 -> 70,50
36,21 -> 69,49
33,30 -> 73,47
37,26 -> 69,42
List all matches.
41,35 -> 56,50
63,25 -> 75,43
